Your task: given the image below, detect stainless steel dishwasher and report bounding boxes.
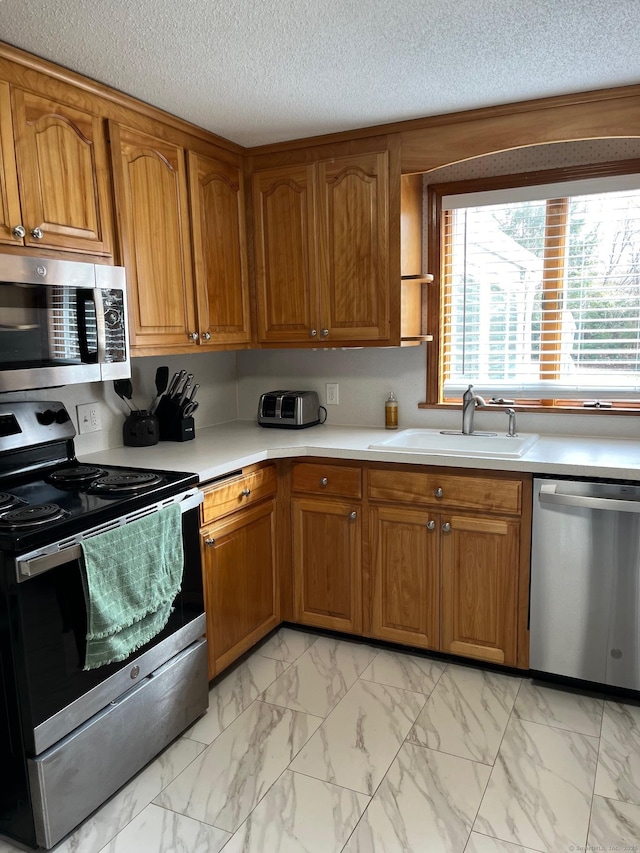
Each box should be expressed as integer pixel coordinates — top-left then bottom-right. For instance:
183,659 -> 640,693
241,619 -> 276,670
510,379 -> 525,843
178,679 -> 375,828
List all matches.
530,477 -> 640,690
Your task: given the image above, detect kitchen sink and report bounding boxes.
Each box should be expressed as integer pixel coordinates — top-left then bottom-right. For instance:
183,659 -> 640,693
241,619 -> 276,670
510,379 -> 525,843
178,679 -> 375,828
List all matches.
369,428 -> 539,458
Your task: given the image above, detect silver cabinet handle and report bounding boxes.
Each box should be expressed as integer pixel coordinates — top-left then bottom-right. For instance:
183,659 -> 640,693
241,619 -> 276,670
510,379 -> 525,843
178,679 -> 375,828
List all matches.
188,332 -> 199,341
426,520 -> 436,530
442,522 -> 451,533
201,331 -> 211,341
320,477 -> 328,487
310,329 -> 317,337
205,537 -> 215,546
321,329 -> 329,337
349,511 -> 357,520
434,487 -> 443,499
30,227 -> 43,239
241,487 -> 251,497
12,225 -> 26,239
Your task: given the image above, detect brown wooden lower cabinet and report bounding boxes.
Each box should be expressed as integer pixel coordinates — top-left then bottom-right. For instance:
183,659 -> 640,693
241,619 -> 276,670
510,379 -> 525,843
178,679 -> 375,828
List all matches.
366,467 -> 530,668
201,498 -> 279,679
291,496 -> 362,634
369,505 -> 439,648
200,461 -> 530,679
440,513 -> 520,666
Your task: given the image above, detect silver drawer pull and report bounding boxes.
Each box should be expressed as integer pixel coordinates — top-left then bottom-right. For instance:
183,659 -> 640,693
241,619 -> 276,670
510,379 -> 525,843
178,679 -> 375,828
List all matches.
205,537 -> 215,546
320,477 -> 328,487
349,511 -> 357,520
434,487 -> 443,499
442,522 -> 451,533
241,487 -> 251,497
426,520 -> 436,530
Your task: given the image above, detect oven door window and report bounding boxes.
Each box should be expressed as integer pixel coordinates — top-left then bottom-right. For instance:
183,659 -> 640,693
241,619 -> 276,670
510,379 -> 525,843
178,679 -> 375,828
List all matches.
0,283 -> 98,369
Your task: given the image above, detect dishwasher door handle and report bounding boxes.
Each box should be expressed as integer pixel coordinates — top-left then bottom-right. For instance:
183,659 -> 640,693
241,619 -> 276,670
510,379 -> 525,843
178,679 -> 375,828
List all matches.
539,483 -> 640,513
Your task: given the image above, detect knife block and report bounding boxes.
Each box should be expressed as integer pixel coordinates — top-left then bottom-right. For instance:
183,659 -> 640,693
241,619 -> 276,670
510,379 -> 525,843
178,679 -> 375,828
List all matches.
155,397 -> 195,441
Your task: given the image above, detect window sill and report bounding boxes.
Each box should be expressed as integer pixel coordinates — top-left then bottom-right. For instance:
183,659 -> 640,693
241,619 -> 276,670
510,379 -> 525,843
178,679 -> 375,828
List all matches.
418,401 -> 640,415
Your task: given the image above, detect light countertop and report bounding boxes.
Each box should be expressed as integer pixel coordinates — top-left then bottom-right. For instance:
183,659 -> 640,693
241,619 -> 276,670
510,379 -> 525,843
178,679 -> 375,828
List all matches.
80,420 -> 640,483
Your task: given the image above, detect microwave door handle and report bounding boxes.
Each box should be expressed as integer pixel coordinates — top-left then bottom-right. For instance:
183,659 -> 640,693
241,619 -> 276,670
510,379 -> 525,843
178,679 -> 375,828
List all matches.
93,288 -> 107,364
76,290 -> 104,364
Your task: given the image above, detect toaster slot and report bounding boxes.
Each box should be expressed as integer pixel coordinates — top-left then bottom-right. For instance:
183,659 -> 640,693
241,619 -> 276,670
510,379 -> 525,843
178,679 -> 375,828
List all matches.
262,394 -> 278,418
281,396 -> 296,419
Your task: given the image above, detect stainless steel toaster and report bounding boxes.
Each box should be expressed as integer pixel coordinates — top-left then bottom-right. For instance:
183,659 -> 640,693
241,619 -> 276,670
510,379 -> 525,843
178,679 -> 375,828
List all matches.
257,390 -> 321,428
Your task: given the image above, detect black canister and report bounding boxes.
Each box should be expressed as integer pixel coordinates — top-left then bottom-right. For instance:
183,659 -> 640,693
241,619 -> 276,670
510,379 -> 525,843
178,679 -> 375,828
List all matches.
122,411 -> 159,447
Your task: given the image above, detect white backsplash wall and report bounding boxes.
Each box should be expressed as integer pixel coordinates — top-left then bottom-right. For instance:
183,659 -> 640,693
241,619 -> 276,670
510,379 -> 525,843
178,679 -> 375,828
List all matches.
236,346 -> 640,441
237,346 -> 426,430
1,350 -> 238,456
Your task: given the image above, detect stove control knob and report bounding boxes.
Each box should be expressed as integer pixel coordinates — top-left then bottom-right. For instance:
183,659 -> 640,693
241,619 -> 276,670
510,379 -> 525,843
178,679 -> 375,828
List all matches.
36,409 -> 56,426
55,409 -> 70,424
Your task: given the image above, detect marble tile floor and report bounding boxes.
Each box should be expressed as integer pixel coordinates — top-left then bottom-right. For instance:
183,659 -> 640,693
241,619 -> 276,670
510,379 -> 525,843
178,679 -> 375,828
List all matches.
3,627 -> 640,853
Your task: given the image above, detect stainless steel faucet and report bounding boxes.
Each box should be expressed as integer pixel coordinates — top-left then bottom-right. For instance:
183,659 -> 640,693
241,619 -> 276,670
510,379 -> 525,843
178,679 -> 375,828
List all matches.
461,384 -> 486,434
506,407 -> 518,437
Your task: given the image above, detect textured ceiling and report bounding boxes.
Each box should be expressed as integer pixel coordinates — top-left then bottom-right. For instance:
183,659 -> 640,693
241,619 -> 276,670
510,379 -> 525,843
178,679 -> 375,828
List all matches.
2,0 -> 640,147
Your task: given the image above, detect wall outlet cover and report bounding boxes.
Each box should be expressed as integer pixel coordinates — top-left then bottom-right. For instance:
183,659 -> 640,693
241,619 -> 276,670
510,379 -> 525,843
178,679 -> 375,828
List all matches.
326,383 -> 339,405
77,402 -> 102,434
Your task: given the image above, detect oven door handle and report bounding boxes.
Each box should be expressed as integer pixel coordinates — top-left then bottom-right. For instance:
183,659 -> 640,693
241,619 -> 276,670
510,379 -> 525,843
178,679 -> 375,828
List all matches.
16,488 -> 203,581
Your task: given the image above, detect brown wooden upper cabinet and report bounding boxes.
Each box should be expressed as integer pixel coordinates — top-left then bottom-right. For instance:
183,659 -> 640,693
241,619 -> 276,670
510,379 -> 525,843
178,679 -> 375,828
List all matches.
0,83 -> 113,254
109,123 -> 197,352
187,151 -> 251,347
109,124 -> 250,353
252,149 -> 390,345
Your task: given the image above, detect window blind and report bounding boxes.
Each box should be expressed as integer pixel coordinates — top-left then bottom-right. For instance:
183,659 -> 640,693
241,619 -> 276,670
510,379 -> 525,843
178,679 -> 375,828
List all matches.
441,182 -> 640,401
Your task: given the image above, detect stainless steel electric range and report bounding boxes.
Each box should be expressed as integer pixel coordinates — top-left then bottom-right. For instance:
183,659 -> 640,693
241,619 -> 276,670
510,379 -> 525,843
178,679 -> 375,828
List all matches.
0,401 -> 207,849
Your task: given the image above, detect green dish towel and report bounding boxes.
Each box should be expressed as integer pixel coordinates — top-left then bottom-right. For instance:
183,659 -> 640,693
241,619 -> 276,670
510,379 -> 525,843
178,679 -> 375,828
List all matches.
80,503 -> 183,671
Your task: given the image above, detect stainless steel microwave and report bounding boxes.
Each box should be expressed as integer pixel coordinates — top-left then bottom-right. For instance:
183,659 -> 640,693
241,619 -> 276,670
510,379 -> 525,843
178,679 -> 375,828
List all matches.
0,255 -> 130,392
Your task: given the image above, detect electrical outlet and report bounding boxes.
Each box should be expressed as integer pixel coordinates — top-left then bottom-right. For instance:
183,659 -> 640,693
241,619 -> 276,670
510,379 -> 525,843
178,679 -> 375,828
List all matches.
77,402 -> 102,434
326,383 -> 339,405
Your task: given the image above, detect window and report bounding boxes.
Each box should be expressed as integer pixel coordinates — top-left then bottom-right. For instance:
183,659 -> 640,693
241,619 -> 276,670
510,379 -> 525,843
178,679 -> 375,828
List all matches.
427,162 -> 640,410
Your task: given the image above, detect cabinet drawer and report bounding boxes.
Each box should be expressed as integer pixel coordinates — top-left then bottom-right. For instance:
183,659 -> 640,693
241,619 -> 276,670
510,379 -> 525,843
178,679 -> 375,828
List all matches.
201,465 -> 277,523
291,463 -> 362,499
368,468 -> 522,515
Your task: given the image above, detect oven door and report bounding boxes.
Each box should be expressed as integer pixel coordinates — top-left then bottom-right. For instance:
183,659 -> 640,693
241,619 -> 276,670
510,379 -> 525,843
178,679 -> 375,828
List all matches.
8,490 -> 205,755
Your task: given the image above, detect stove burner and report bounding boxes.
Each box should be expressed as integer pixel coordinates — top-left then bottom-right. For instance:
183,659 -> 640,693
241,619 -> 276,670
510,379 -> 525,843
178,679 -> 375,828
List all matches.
48,465 -> 108,486
0,493 -> 27,512
0,503 -> 68,528
89,472 -> 165,494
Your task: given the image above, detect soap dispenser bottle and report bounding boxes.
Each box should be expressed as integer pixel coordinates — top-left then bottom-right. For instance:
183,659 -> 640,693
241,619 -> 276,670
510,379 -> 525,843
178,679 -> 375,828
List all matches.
385,392 -> 398,430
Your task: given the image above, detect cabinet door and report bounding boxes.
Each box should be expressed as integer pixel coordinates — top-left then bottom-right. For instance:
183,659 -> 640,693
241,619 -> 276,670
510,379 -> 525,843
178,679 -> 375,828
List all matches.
292,497 -> 361,633
0,82 -> 23,246
187,151 -> 251,346
12,89 -> 113,254
252,164 -> 319,343
317,151 -> 389,342
110,123 -> 196,351
201,499 -> 279,679
369,506 -> 439,648
441,513 -> 519,666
